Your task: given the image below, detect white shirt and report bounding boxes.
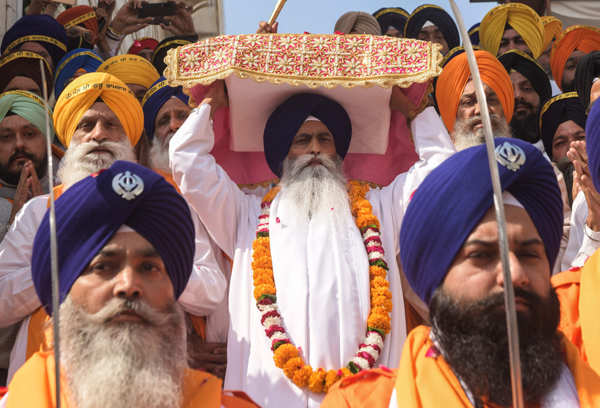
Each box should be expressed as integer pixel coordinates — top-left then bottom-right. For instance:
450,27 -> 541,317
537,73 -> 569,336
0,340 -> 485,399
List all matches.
168,104 -> 454,408
562,191 -> 600,269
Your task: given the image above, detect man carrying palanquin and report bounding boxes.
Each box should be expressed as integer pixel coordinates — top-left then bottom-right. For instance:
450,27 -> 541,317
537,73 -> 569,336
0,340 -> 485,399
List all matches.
404,4 -> 460,55
322,138 -> 600,407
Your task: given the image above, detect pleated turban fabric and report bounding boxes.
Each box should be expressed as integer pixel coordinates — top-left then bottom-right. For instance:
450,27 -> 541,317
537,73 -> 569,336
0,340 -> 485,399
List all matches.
499,49 -> 551,105
586,99 -> 600,193
53,72 -> 143,147
435,50 -> 514,132
264,93 -> 351,177
54,48 -> 103,98
0,90 -> 54,138
0,51 -> 53,95
404,4 -> 460,50
373,7 -> 409,35
56,5 -> 98,47
31,161 -> 195,314
334,11 -> 381,35
401,138 -> 562,304
152,35 -> 197,75
551,26 -> 600,91
469,22 -> 481,46
540,16 -> 562,51
142,77 -> 189,140
539,92 -> 587,159
128,37 -> 159,55
98,54 -> 160,89
480,3 -> 545,58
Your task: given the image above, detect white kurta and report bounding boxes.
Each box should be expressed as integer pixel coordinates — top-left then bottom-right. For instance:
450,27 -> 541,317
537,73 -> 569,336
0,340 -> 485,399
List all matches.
168,103 -> 454,408
0,192 -> 227,382
562,191 -> 600,269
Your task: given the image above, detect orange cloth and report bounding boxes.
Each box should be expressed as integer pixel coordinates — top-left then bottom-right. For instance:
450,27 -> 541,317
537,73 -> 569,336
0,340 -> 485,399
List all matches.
550,26 -> 600,90
6,351 -> 257,408
324,325 -> 600,407
435,50 -> 514,132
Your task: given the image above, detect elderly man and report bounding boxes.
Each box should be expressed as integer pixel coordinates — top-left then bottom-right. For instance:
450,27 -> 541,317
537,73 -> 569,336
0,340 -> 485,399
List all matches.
0,72 -> 225,381
0,52 -> 53,97
0,161 -> 255,408
322,138 -> 600,407
169,80 -> 453,407
479,3 -> 544,59
499,49 -> 551,144
551,26 -> 600,92
404,4 -> 459,55
435,50 -> 514,150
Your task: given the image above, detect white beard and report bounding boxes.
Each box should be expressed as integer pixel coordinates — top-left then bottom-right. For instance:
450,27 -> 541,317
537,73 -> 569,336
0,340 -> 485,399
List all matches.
279,154 -> 350,224
148,133 -> 173,172
59,296 -> 187,408
452,114 -> 512,151
57,140 -> 136,188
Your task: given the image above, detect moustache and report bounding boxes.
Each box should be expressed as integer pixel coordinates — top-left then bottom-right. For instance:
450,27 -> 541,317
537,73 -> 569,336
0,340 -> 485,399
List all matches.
9,149 -> 36,165
90,298 -> 172,327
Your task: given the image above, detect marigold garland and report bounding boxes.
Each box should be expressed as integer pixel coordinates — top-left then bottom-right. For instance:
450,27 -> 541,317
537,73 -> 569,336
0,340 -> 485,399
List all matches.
251,180 -> 392,394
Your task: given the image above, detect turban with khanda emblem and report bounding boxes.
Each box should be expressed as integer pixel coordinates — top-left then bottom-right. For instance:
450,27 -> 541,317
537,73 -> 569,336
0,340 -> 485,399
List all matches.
400,138 -> 562,304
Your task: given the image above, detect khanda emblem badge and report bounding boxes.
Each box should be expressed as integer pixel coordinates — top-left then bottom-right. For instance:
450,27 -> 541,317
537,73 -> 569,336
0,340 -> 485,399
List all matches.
495,142 -> 526,172
112,171 -> 144,200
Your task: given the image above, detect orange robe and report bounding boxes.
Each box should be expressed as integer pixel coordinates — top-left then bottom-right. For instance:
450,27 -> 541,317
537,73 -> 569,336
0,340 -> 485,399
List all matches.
6,351 -> 257,408
322,325 -> 600,407
552,248 -> 600,373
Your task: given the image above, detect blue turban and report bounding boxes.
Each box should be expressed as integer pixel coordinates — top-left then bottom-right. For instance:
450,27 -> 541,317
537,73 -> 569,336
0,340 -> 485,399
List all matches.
539,92 -> 587,159
31,161 -> 195,314
400,138 -> 563,304
142,77 -> 189,140
586,99 -> 600,193
1,15 -> 67,69
404,4 -> 460,50
373,7 -> 409,35
263,93 -> 351,177
54,48 -> 103,98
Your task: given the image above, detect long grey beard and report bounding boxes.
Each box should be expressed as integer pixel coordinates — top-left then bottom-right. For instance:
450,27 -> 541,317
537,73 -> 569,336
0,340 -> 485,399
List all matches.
148,133 -> 173,173
59,296 -> 187,408
57,140 -> 136,188
279,154 -> 350,223
452,114 -> 511,151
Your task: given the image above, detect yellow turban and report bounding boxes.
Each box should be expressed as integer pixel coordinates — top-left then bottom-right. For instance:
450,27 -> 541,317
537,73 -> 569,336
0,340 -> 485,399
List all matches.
435,50 -> 514,132
97,54 -> 159,89
53,72 -> 143,147
551,25 -> 600,91
480,3 -> 544,58
540,16 -> 562,51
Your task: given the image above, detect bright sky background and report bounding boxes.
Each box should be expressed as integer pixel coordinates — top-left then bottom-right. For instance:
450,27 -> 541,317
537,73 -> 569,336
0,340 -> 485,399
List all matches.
222,0 -> 496,36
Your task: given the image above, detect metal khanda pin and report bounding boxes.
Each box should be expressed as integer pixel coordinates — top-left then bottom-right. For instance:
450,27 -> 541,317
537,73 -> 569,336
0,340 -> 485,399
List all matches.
495,142 -> 526,172
112,171 -> 144,200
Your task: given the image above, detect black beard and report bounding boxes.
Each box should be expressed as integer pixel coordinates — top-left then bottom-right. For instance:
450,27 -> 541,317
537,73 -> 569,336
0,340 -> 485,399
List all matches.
0,150 -> 47,185
510,111 -> 539,143
430,287 -> 563,407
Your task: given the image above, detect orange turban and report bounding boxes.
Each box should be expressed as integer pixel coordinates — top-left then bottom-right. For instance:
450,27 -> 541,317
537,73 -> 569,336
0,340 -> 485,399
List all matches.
551,25 -> 600,90
98,54 -> 160,89
53,72 -> 143,147
480,3 -> 544,58
540,16 -> 562,51
435,50 -> 514,132
56,6 -> 98,35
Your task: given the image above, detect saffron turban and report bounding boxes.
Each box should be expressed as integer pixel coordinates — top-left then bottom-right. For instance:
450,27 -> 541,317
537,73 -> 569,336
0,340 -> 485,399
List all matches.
404,4 -> 460,51
540,16 -> 562,51
53,72 -> 143,147
334,11 -> 381,35
401,138 -> 562,304
128,37 -> 159,55
98,54 -> 160,89
539,92 -> 586,159
586,99 -> 600,193
152,35 -> 197,75
479,3 -> 545,58
31,161 -> 195,314
575,51 -> 600,110
0,51 -> 52,95
469,22 -> 480,46
54,48 -> 103,98
56,5 -> 98,48
0,90 -> 54,138
263,93 -> 351,177
373,7 -> 409,35
1,15 -> 67,68
551,26 -> 600,91
142,77 -> 189,140
499,49 -> 551,105
435,50 -> 514,132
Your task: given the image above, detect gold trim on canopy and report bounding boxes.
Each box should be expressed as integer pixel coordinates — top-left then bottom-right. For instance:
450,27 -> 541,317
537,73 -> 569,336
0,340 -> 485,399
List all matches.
164,33 -> 442,89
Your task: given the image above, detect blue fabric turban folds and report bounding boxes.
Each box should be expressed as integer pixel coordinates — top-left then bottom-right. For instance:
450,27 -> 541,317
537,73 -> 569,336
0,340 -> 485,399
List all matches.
586,99 -> 600,193
142,77 -> 189,140
373,7 -> 409,35
400,138 -> 563,304
539,92 -> 587,159
469,22 -> 481,46
404,4 -> 460,50
31,161 -> 195,314
1,15 -> 68,68
54,48 -> 103,98
263,93 -> 351,177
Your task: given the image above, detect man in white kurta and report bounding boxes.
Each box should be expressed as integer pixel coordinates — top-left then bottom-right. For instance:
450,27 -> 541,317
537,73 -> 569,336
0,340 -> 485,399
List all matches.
168,86 -> 454,407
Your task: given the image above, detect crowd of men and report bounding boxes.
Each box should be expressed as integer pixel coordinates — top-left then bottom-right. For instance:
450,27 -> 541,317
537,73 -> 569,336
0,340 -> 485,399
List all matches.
0,0 -> 600,406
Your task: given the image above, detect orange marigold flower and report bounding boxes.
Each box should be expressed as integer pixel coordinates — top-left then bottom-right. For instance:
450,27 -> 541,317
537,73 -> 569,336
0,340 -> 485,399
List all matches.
340,367 -> 352,378
262,186 -> 281,204
356,215 -> 380,229
369,266 -> 387,278
367,313 -> 392,333
324,370 -> 341,392
371,287 -> 392,299
308,370 -> 327,393
273,344 -> 299,368
252,236 -> 270,249
370,276 -> 390,289
253,283 -> 276,300
254,274 -> 274,286
251,256 -> 272,270
283,357 -> 305,379
371,296 -> 393,312
292,365 -> 313,387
